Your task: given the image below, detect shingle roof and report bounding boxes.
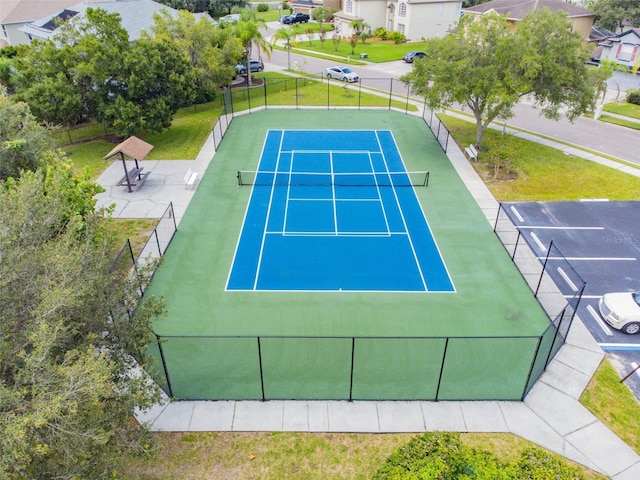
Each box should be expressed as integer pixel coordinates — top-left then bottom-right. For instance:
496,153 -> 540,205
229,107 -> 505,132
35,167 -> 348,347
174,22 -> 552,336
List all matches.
1,0 -> 79,24
103,136 -> 153,161
465,0 -> 594,20
20,0 -> 180,42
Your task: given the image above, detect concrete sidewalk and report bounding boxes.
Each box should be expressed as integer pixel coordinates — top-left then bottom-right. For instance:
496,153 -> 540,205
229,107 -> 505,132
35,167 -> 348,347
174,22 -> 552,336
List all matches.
95,111 -> 640,479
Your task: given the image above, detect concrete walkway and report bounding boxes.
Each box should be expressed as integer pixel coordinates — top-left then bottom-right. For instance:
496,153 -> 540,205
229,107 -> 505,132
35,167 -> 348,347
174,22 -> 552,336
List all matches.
96,107 -> 640,478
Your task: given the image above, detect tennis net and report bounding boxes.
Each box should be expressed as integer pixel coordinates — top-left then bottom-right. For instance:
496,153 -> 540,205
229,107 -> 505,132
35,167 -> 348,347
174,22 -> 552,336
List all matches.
237,170 -> 430,187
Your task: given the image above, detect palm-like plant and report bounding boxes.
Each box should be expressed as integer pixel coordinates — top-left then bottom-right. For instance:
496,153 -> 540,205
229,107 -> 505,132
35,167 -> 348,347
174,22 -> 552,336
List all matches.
234,10 -> 272,87
272,26 -> 300,70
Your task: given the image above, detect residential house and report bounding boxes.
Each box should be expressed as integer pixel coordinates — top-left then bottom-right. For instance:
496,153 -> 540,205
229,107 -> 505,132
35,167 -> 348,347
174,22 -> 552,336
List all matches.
0,0 -> 78,46
464,0 -> 595,40
17,0 -> 211,45
327,0 -> 463,41
596,29 -> 640,70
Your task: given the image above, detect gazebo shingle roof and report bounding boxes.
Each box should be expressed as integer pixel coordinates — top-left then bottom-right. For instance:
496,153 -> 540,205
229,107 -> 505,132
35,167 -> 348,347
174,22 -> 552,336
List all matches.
103,136 -> 153,161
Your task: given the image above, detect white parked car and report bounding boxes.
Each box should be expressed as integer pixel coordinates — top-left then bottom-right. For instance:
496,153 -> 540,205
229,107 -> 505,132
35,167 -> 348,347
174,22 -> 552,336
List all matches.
325,66 -> 359,83
599,292 -> 640,334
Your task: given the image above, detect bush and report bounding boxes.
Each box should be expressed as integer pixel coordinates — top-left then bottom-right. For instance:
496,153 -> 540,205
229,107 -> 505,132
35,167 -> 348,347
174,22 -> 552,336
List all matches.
257,3 -> 269,11
374,27 -> 388,40
627,89 -> 640,105
388,31 -> 407,44
373,432 -> 586,480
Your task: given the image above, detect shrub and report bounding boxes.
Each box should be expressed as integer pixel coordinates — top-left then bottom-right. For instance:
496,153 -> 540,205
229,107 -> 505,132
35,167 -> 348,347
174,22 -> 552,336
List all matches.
388,31 -> 407,44
374,27 -> 388,40
257,3 -> 269,11
373,432 -> 586,480
627,89 -> 640,105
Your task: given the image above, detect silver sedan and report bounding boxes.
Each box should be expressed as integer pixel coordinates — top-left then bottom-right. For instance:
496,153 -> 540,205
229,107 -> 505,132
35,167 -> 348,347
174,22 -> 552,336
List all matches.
325,66 -> 359,83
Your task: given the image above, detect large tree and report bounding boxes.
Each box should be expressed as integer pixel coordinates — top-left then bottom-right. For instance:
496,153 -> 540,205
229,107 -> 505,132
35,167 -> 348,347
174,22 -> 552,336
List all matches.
13,7 -> 195,137
402,11 -> 607,150
0,100 -> 164,477
98,37 -> 195,137
14,7 -> 130,126
0,92 -> 54,181
147,9 -> 243,100
234,9 -> 272,87
592,0 -> 640,32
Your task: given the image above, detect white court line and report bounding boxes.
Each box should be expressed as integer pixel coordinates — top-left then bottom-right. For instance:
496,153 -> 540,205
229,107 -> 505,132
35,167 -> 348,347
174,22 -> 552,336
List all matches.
529,232 -> 547,252
557,267 -> 578,292
510,205 -> 524,223
587,304 -> 613,336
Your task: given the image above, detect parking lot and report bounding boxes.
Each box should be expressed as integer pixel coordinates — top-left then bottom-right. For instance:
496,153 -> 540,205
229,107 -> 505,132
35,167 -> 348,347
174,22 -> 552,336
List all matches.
502,201 -> 640,397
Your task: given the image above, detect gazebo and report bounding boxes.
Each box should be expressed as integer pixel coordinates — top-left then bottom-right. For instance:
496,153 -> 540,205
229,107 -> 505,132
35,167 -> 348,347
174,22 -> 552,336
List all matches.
103,136 -> 153,192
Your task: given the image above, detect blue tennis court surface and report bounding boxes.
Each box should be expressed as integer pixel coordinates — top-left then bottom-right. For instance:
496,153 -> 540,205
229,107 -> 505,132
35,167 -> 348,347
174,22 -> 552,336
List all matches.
226,129 -> 454,292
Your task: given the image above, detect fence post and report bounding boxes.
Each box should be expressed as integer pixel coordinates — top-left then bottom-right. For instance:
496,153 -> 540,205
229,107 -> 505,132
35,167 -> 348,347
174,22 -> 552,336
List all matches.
156,334 -> 174,398
388,78 -> 393,110
257,337 -> 266,401
263,81 -> 268,110
327,75 -> 330,110
169,202 -> 177,233
521,335 -> 544,400
535,240 -> 553,298
435,338 -> 449,401
296,78 -> 299,109
349,337 -> 355,401
405,83 -> 410,114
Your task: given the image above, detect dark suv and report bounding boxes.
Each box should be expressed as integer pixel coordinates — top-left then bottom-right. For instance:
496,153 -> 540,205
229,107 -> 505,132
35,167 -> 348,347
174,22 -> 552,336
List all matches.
402,51 -> 426,63
283,13 -> 310,24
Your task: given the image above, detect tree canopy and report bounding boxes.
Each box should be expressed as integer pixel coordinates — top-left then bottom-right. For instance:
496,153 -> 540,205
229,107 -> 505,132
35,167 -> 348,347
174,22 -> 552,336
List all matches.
0,96 -> 164,479
147,9 -> 243,101
402,10 -> 607,149
12,8 -> 201,137
592,0 -> 640,32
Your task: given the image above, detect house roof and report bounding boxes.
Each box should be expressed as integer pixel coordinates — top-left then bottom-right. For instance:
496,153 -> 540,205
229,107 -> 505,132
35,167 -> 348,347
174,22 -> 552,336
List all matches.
597,28 -> 640,47
103,136 -> 153,161
20,0 -> 179,42
465,0 -> 594,20
0,0 -> 79,24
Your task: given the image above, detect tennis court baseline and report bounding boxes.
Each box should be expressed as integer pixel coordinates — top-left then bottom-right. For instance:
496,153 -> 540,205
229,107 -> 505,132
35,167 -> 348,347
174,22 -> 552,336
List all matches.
226,129 -> 454,292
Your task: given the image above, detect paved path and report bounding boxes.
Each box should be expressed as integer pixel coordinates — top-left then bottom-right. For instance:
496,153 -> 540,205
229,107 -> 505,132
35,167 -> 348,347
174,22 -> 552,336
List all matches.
94,98 -> 640,480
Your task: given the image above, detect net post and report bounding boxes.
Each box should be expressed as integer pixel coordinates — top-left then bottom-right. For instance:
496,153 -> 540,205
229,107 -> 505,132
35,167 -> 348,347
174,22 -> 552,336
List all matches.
237,170 -> 242,186
424,171 -> 429,187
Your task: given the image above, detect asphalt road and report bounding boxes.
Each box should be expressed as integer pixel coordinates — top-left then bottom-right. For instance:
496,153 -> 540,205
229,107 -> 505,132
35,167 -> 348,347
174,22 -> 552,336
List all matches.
265,39 -> 640,165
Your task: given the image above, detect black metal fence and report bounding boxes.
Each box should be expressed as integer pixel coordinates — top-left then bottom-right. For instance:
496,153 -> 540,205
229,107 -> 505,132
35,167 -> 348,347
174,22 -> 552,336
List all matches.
110,203 -> 178,290
494,203 -> 585,392
212,75 -> 451,153
151,332 -> 547,401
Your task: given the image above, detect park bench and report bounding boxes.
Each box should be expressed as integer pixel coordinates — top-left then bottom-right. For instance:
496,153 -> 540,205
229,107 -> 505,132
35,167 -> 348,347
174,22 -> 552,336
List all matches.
464,144 -> 478,161
184,169 -> 199,190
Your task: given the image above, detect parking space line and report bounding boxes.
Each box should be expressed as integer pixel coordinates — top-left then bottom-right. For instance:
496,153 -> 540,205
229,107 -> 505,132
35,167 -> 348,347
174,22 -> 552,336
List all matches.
518,226 -> 605,230
509,205 -> 524,223
530,232 -> 546,252
587,305 -> 613,336
536,256 -> 636,261
566,294 -> 600,299
600,343 -> 640,351
557,267 -> 578,292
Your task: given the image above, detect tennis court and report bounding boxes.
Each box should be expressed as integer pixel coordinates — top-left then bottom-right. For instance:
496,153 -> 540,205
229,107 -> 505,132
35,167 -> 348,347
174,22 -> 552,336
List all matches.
146,110 -> 551,401
227,129 -> 453,292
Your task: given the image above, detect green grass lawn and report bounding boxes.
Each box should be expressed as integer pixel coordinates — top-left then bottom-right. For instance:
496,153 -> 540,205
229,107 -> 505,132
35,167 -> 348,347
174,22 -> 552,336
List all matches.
286,37 -> 427,64
603,100 -> 640,119
441,114 -> 640,201
117,431 -> 607,479
581,359 -> 640,453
